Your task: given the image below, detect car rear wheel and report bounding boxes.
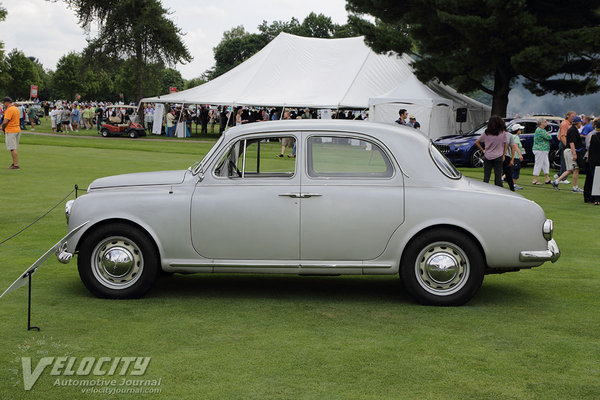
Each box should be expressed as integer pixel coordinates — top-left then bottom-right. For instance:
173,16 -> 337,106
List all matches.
400,228 -> 485,306
77,223 -> 159,299
470,148 -> 484,168
100,128 -> 110,137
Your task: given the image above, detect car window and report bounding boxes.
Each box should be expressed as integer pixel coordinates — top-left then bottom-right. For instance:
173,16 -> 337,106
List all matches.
523,122 -> 537,134
467,123 -> 487,135
214,136 -> 296,179
430,143 -> 462,179
307,136 -> 393,178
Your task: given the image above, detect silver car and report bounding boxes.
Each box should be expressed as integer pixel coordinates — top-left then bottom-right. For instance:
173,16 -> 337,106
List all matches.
60,120 -> 560,305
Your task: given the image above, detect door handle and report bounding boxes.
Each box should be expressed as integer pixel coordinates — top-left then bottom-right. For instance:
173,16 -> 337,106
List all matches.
300,193 -> 322,198
278,193 -> 322,198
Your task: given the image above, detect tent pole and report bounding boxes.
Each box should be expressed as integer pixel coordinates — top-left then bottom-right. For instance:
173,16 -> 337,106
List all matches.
225,104 -> 234,129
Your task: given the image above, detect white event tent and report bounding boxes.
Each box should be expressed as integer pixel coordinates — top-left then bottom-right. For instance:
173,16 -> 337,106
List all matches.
368,76 -> 491,137
142,32 -> 489,137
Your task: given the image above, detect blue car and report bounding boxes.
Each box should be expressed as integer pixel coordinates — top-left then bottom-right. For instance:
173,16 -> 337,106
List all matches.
434,118 -> 561,168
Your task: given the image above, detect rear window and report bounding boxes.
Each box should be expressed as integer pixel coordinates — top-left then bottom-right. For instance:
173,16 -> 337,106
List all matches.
430,143 -> 462,179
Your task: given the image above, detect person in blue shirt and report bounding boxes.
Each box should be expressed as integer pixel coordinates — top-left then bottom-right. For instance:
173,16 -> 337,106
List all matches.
581,115 -> 594,136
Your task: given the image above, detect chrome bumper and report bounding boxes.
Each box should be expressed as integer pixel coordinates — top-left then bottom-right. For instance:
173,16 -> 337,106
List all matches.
519,239 -> 560,263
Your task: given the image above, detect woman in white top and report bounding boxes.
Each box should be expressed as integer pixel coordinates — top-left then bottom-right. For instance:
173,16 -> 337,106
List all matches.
236,109 -> 243,126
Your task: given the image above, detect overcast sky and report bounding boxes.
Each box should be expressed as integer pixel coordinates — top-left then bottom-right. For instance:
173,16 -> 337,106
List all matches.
2,0 -> 350,80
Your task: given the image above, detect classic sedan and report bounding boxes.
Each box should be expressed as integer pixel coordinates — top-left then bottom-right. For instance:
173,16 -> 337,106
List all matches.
59,120 -> 560,306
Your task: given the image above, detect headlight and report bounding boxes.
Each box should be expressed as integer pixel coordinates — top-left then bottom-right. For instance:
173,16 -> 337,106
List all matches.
454,142 -> 470,148
65,200 -> 75,223
543,219 -> 553,241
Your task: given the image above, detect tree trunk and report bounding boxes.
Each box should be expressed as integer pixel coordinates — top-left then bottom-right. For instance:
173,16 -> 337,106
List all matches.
135,40 -> 144,105
490,67 -> 511,117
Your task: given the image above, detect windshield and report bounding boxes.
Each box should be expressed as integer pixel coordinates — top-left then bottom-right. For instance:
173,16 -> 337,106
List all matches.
190,135 -> 225,175
430,143 -> 462,180
466,122 -> 487,135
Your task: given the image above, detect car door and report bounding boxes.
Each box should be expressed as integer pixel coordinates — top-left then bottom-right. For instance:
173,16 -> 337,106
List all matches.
191,134 -> 301,261
299,133 -> 404,261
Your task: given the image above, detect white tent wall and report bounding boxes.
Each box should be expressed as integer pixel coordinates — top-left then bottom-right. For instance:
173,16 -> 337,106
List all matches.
426,81 -> 491,134
368,101 -> 454,139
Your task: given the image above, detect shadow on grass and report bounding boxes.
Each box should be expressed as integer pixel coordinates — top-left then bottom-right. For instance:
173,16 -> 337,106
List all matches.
145,274 -> 537,306
58,273 -> 540,306
150,274 -> 408,303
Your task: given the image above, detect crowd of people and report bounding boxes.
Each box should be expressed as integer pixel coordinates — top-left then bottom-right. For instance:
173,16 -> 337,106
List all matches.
476,112 -> 600,205
0,97 -> 371,139
160,105 -> 367,137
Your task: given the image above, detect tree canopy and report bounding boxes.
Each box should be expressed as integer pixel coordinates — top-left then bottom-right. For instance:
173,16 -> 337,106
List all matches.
0,4 -> 6,60
346,0 -> 600,116
0,50 -> 41,99
63,0 -> 192,102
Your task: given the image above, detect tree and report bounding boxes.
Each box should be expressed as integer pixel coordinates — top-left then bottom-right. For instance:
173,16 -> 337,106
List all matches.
159,67 -> 184,94
29,57 -> 53,99
210,26 -> 268,79
298,12 -> 337,38
257,18 -> 302,42
63,0 -> 192,102
51,52 -> 84,99
0,4 -> 6,60
346,0 -> 600,116
184,77 -> 205,90
0,50 -> 40,99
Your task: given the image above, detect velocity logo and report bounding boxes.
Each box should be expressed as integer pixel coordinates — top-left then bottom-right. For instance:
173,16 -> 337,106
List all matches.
22,357 -> 151,390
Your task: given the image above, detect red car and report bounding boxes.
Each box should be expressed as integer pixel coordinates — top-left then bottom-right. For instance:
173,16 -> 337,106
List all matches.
99,105 -> 146,138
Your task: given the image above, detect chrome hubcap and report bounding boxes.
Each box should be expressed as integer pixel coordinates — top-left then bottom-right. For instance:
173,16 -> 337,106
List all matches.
415,242 -> 469,296
101,247 -> 134,277
91,237 -> 143,289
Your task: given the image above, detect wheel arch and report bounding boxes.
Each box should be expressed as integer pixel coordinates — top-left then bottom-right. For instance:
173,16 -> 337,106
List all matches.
400,224 -> 488,269
76,218 -> 162,265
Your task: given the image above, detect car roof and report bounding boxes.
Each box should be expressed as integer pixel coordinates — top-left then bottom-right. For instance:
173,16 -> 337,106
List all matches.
221,120 -> 431,148
509,118 -> 559,126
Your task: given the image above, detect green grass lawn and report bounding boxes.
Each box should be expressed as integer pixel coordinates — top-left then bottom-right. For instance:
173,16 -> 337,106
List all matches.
29,115 -> 223,140
0,133 -> 599,399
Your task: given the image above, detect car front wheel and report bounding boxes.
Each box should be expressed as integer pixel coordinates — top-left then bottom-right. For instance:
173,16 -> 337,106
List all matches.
77,223 -> 159,299
100,128 -> 110,137
400,228 -> 484,306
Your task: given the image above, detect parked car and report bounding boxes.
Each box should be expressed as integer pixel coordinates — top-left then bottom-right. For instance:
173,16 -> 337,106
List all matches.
14,101 -> 43,125
58,120 -> 560,306
434,118 -> 561,168
99,105 -> 146,138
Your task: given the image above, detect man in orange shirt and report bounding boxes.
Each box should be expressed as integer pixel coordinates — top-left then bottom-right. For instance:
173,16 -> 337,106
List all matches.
557,111 -> 575,177
2,97 -> 21,169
